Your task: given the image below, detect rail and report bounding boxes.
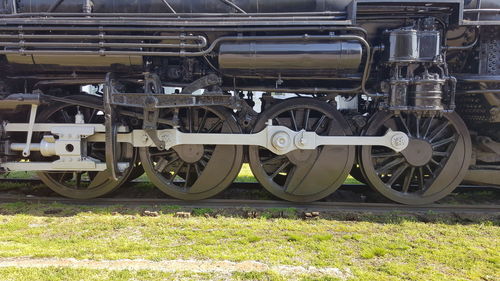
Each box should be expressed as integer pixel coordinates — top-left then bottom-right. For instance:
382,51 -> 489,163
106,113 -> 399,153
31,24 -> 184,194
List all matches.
0,194 -> 496,214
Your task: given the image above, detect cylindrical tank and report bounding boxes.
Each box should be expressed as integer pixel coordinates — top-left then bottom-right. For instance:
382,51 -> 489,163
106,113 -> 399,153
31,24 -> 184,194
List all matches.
409,76 -> 445,111
218,41 -> 363,79
3,0 -> 352,14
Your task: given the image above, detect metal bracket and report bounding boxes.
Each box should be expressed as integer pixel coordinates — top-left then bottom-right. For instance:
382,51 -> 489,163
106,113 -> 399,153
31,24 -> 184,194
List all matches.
181,73 -> 222,95
103,72 -> 121,180
143,73 -> 166,150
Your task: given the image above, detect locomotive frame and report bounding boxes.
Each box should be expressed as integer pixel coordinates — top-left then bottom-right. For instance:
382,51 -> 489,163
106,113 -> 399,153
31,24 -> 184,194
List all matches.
0,0 -> 498,204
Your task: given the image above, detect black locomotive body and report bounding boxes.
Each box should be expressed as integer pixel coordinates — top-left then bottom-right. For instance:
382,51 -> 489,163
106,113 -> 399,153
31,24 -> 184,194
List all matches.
0,0 -> 498,204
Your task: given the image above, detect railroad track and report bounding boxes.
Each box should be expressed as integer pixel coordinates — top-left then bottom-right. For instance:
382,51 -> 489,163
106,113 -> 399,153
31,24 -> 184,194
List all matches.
0,178 -> 498,215
0,177 -> 498,192
0,193 -> 498,214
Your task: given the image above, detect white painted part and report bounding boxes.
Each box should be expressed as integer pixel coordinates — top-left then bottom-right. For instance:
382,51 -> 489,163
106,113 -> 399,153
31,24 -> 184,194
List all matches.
87,126 -> 409,154
22,104 -> 38,157
10,143 -> 41,152
0,161 -> 129,172
75,110 -> 85,124
3,123 -> 128,133
1,162 -> 107,171
152,126 -> 409,155
4,123 -> 107,133
11,136 -> 58,157
335,95 -> 358,110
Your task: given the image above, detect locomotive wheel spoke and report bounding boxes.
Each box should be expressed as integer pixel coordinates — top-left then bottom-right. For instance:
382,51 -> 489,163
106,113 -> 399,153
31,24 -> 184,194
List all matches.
428,121 -> 450,142
423,116 -> 434,139
432,136 -> 456,148
398,115 -> 412,137
140,106 -> 243,200
376,157 -> 405,175
303,108 -> 310,130
197,109 -> 208,133
249,98 -> 355,202
415,115 -> 421,138
401,167 -> 415,193
372,151 -> 399,158
36,95 -> 136,199
289,110 -> 298,131
270,161 -> 290,179
360,112 -> 471,205
385,163 -> 409,187
313,115 -> 326,132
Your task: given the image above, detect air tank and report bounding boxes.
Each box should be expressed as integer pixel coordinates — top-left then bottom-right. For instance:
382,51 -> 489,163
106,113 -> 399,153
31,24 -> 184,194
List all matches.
218,41 -> 363,79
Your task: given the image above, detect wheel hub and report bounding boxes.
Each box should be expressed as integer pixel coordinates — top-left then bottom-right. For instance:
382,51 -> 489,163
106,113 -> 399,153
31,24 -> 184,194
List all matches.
173,144 -> 204,163
401,138 -> 433,167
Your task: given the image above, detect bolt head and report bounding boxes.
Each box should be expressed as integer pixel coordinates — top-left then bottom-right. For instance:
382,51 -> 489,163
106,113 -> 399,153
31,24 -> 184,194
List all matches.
272,132 -> 291,151
391,134 -> 409,150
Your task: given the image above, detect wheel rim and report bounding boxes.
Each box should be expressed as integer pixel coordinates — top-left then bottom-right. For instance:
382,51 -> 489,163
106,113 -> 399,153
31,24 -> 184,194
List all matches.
360,111 -> 471,205
248,98 -> 355,202
36,95 -> 136,199
140,107 -> 244,200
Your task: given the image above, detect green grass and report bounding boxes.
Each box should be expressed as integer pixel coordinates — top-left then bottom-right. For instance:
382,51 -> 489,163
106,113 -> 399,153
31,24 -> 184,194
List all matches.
0,171 -> 37,179
0,267 -> 219,281
0,267 -> 344,281
0,202 -> 497,280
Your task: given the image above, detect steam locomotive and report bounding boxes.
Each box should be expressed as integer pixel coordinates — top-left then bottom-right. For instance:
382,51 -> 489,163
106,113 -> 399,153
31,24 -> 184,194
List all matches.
0,0 -> 498,204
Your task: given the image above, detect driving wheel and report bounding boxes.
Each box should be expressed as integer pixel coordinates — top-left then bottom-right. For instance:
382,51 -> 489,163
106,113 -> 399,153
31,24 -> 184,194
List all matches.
139,106 -> 244,200
359,111 -> 471,205
248,98 -> 355,202
36,95 -> 137,199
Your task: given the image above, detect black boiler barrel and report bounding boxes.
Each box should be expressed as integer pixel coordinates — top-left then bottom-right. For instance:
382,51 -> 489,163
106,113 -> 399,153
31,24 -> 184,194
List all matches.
218,41 -> 363,79
7,0 -> 352,14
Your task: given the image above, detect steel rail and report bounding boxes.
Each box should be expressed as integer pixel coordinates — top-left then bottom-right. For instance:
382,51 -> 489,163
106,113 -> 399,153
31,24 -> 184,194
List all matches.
0,194 -> 496,214
0,178 -> 497,193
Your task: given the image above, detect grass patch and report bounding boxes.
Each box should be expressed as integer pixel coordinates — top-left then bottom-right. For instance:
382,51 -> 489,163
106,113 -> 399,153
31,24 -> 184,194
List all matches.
191,208 -> 214,216
0,202 -> 497,280
360,247 -> 387,259
246,235 -> 262,243
313,234 -> 333,241
0,267 -> 345,281
0,267 -> 218,281
0,171 -> 37,179
286,233 -> 305,242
